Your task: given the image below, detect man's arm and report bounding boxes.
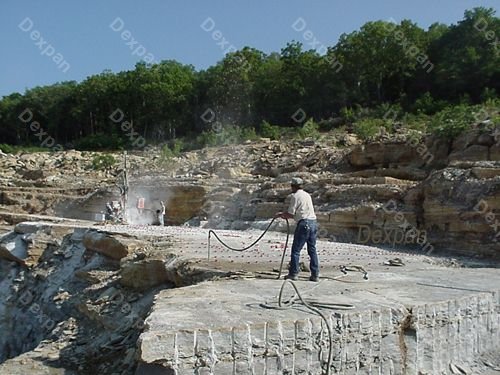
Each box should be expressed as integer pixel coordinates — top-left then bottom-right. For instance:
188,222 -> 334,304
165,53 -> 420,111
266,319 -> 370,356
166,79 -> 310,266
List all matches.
274,194 -> 295,219
274,211 -> 293,219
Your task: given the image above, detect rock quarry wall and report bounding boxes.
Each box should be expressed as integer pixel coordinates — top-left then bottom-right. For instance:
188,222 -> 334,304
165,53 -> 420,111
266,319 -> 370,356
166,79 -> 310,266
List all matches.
1,129 -> 499,257
201,132 -> 500,258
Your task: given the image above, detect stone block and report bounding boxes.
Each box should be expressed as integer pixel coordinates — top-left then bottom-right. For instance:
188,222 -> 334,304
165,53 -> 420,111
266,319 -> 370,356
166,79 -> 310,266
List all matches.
82,231 -> 144,260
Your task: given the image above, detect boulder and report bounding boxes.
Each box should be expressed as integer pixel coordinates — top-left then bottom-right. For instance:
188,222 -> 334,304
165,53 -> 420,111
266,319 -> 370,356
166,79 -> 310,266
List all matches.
120,258 -> 170,290
14,222 -> 49,234
82,231 -> 144,260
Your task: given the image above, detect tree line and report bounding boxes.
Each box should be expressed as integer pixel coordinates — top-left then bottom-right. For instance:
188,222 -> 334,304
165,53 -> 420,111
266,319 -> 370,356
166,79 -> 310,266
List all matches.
1,7 -> 498,150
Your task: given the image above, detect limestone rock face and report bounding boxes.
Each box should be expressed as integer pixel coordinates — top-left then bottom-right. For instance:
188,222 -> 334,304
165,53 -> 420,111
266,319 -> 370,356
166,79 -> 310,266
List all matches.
419,167 -> 500,256
490,143 -> 500,161
448,145 -> 489,162
19,169 -> 46,181
348,142 -> 423,168
1,128 -> 499,259
0,226 -> 162,374
166,186 -> 206,225
21,231 -> 61,266
471,167 -> 500,179
451,130 -> 482,151
216,166 -> 250,179
0,223 -> 73,266
135,277 -> 500,375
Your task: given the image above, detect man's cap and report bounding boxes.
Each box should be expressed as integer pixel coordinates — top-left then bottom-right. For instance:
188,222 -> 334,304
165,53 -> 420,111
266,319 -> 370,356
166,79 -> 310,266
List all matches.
291,177 -> 304,186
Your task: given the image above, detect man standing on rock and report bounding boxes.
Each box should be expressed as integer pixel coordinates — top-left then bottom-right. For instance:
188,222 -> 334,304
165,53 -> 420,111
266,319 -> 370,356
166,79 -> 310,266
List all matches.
157,201 -> 166,226
275,177 -> 319,281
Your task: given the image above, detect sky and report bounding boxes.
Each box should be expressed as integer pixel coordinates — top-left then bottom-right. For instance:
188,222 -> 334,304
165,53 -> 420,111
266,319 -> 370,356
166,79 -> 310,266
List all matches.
0,0 -> 499,97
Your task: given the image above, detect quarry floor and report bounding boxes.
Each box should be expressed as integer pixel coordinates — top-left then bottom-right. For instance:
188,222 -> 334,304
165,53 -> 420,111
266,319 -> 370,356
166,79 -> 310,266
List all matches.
93,223 -> 500,374
100,222 -> 498,271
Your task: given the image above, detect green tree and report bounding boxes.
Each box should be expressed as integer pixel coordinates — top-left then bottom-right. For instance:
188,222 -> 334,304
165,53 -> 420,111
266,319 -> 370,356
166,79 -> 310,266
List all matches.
429,7 -> 500,101
333,20 -> 430,106
202,47 -> 264,127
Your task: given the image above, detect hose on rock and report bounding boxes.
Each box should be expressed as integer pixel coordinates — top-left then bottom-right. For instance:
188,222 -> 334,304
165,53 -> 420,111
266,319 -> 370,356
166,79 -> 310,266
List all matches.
260,279 -> 354,375
207,218 -> 290,279
207,219 -> 367,374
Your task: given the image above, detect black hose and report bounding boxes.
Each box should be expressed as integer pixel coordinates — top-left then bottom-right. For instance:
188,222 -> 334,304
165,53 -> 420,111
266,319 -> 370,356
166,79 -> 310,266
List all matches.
208,221 -> 361,374
261,279 -> 338,375
278,280 -> 333,375
207,218 -> 290,279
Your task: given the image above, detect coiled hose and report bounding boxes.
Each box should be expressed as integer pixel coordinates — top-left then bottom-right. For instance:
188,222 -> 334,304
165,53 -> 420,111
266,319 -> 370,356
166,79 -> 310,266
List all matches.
260,279 -> 355,375
207,219 -> 361,374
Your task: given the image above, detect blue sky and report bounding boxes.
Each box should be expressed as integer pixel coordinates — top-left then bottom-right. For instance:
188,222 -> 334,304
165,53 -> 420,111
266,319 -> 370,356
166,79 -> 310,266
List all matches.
0,0 -> 499,97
